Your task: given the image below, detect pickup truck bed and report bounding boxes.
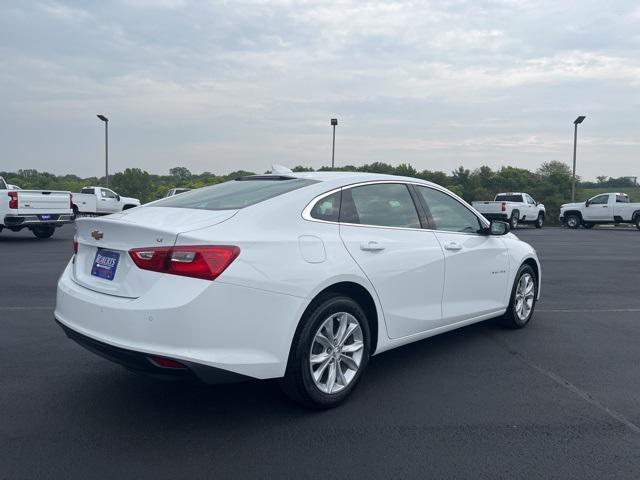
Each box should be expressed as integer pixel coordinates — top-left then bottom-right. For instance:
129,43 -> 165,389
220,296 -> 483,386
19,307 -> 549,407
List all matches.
1,186 -> 74,238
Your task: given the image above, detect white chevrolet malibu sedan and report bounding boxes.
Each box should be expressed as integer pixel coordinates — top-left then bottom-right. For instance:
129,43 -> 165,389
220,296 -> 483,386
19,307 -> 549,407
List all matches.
56,171 -> 541,408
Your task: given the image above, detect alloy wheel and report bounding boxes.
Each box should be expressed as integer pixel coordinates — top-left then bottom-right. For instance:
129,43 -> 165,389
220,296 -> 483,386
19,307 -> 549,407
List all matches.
309,312 -> 364,394
514,273 -> 535,322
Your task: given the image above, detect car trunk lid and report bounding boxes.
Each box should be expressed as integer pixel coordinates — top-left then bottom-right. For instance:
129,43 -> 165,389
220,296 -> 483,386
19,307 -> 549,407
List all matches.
72,207 -> 238,298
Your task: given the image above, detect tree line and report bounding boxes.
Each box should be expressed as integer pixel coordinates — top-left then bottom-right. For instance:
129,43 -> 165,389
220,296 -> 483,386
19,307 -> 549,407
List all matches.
1,162 -> 636,224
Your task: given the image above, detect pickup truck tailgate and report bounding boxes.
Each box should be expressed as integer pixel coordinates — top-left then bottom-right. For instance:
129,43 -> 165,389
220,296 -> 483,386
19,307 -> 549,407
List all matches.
472,201 -> 504,213
15,190 -> 72,214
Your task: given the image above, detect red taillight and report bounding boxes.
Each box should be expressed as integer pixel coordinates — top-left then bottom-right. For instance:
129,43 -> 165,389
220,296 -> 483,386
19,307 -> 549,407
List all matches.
129,245 -> 240,281
501,202 -> 506,212
148,356 -> 187,370
8,191 -> 18,209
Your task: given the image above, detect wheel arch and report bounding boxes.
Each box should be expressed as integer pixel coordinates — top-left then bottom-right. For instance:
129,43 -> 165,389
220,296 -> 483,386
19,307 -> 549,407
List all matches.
563,210 -> 583,221
122,204 -> 137,210
294,281 -> 381,358
521,256 -> 541,299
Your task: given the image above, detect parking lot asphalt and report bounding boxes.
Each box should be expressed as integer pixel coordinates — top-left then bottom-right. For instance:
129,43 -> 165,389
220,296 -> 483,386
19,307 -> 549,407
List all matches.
1,225 -> 640,479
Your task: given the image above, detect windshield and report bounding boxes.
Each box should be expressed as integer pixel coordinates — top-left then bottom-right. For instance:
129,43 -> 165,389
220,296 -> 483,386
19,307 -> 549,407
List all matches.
153,177 -> 317,211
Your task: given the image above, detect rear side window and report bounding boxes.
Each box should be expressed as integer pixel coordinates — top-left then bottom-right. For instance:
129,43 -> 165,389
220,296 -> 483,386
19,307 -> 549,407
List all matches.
495,194 -> 523,202
154,178 -> 317,211
81,188 -> 95,194
310,191 -> 341,222
341,183 -> 421,228
616,195 -> 629,203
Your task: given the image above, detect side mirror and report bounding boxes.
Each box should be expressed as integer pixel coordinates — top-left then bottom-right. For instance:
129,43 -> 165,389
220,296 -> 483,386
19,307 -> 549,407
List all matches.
488,220 -> 509,236
585,200 -> 590,207
535,201 -> 540,206
116,195 -> 121,201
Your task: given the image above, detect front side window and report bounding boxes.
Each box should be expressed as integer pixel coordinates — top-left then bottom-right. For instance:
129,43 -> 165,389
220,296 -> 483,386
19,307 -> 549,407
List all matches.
589,194 -> 609,205
417,186 -> 481,234
526,195 -> 536,205
0,178 -> 6,190
341,183 -> 421,228
101,189 -> 117,199
154,177 -> 317,211
310,191 -> 341,222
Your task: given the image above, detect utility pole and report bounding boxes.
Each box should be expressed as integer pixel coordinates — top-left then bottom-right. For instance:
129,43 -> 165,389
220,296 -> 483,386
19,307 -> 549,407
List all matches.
331,118 -> 338,169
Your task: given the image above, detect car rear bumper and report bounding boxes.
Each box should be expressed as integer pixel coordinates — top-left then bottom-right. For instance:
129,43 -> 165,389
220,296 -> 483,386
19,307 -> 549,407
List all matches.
55,260 -> 306,381
3,213 -> 73,227
56,319 -> 252,383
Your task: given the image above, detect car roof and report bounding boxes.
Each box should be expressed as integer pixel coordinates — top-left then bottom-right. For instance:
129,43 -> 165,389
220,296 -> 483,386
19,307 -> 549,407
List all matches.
257,171 -> 440,190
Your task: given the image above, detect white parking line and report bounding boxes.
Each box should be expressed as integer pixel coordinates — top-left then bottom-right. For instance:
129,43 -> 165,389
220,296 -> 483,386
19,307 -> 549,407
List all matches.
0,306 -> 52,310
538,308 -> 640,313
488,334 -> 640,435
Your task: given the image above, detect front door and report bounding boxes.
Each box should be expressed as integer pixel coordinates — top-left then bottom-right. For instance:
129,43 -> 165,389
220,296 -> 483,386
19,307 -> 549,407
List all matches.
415,186 -> 510,324
583,194 -> 612,221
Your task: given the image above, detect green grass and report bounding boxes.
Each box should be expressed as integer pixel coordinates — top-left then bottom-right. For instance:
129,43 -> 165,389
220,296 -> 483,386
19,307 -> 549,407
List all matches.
577,187 -> 640,202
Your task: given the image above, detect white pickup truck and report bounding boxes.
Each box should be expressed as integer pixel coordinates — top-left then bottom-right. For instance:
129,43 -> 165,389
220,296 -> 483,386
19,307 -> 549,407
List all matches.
472,192 -> 546,229
0,176 -> 74,238
560,192 -> 640,229
72,186 -> 141,216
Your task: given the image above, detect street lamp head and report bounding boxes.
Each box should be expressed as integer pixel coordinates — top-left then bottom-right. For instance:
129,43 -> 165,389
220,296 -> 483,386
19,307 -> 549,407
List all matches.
331,118 -> 338,126
574,115 -> 586,125
97,114 -> 109,122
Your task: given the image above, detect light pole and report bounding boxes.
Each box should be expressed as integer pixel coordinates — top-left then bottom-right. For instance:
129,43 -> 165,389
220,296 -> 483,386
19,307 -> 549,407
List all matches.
330,118 -> 338,169
571,115 -> 586,202
97,114 -> 109,187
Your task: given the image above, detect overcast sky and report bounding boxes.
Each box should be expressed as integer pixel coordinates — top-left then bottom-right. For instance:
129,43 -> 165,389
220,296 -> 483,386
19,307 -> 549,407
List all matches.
1,0 -> 639,179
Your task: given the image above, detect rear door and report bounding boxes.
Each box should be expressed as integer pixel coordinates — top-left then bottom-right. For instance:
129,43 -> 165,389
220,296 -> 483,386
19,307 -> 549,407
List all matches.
583,194 -> 612,221
338,182 -> 445,339
415,186 -> 509,324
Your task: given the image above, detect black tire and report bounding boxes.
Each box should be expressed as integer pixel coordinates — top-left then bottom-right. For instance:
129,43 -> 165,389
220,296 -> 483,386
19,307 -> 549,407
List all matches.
635,216 -> 640,231
498,264 -> 537,329
509,212 -> 519,230
565,214 -> 581,229
535,214 -> 544,229
281,293 -> 371,409
583,222 -> 594,229
32,225 -> 55,239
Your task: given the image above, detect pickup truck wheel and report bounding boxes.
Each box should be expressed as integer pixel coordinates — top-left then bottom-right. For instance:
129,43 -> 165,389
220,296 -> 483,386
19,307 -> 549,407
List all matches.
635,216 -> 640,231
565,214 -> 580,229
32,225 -> 55,239
535,214 -> 544,229
509,213 -> 519,229
499,264 -> 537,329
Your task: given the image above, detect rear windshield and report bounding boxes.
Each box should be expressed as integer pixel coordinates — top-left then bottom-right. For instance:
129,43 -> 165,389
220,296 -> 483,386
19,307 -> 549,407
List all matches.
153,177 -> 317,211
495,194 -> 523,202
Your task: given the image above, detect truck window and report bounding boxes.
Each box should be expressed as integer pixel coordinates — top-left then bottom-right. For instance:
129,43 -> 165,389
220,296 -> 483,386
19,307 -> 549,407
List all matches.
616,195 -> 630,203
81,188 -> 95,195
100,189 -> 117,199
495,194 -> 523,203
589,195 -> 609,205
0,178 -> 6,190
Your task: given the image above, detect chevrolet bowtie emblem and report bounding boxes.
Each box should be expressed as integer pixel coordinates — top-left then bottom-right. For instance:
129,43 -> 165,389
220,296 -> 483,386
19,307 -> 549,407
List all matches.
91,230 -> 104,240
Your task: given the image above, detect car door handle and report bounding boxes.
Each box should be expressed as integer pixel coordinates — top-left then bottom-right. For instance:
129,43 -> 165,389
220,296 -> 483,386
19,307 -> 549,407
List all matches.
360,241 -> 385,252
443,242 -> 463,251
602,205 -> 608,208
